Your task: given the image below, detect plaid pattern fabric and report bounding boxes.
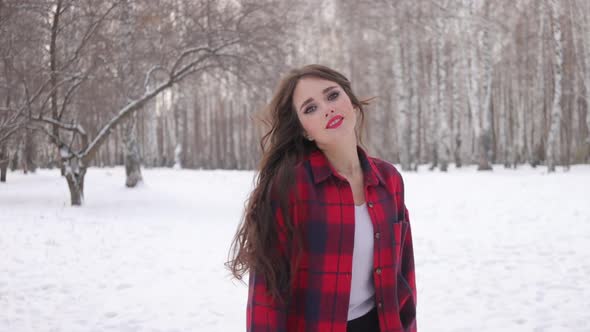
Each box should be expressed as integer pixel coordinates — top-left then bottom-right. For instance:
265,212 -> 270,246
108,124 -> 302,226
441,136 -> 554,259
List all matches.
247,146 -> 417,332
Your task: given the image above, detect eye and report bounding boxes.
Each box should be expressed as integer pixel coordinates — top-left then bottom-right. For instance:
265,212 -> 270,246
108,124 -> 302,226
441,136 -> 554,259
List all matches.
304,105 -> 316,114
328,91 -> 339,101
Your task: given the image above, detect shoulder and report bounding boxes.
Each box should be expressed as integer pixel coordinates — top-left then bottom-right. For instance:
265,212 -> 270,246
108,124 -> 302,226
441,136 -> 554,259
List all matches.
370,156 -> 400,177
292,158 -> 315,191
369,156 -> 405,189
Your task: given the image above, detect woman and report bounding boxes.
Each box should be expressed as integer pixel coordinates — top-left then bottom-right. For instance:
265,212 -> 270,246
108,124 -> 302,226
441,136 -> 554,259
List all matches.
227,64 -> 417,332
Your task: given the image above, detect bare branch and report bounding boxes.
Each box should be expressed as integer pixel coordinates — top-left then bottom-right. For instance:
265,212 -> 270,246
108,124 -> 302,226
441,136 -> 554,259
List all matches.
143,65 -> 169,91
58,1 -> 121,74
82,78 -> 175,163
31,116 -> 87,136
58,75 -> 88,120
170,46 -> 210,75
27,123 -> 81,159
0,121 -> 24,145
171,39 -> 241,81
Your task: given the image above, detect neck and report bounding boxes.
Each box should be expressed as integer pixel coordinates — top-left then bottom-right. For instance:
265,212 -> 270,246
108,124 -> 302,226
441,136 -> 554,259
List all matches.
320,141 -> 362,178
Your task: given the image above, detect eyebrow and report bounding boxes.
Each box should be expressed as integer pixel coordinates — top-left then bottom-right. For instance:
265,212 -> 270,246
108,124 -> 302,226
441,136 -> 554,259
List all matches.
298,86 -> 338,112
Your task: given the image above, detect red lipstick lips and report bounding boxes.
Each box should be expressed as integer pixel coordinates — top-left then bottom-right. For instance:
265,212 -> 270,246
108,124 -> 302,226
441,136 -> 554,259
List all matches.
326,115 -> 344,129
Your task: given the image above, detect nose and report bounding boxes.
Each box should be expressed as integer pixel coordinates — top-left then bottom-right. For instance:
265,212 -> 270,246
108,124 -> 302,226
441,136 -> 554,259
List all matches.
325,109 -> 335,118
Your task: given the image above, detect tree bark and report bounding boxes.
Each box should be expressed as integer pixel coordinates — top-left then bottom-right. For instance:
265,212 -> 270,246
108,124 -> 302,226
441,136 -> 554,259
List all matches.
531,3 -> 546,167
62,154 -> 86,206
409,26 -> 421,171
124,116 -> 143,187
478,3 -> 494,171
394,27 -> 410,171
465,19 -> 483,169
23,128 -> 36,173
429,32 -> 439,171
573,0 -> 590,161
436,15 -> 450,172
0,144 -> 8,182
546,0 -> 563,172
119,0 -> 143,187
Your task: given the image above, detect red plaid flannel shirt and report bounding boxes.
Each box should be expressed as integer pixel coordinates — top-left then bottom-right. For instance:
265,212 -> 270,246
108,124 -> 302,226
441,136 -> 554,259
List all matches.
247,146 -> 417,332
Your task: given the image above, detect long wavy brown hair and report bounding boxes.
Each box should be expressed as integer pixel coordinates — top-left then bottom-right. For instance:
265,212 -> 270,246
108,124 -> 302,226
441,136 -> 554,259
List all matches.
226,64 -> 373,304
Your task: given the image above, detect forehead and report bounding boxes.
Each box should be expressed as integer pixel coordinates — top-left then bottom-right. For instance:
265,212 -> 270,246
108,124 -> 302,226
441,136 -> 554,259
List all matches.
292,77 -> 339,109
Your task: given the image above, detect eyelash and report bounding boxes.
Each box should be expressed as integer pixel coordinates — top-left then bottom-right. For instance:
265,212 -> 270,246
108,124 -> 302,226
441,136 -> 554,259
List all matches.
304,91 -> 340,114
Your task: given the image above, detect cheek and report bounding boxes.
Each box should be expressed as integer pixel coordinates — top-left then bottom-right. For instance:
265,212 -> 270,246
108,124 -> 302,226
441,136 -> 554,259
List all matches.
337,97 -> 355,119
301,114 -> 323,134
298,115 -> 315,132
337,96 -> 353,112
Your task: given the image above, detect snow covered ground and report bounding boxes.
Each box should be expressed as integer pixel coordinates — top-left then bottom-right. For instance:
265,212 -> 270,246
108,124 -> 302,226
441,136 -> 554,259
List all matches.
1,164 -> 589,332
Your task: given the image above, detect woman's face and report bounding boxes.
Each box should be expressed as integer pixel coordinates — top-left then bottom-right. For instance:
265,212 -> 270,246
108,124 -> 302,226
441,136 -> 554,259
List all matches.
292,77 -> 357,147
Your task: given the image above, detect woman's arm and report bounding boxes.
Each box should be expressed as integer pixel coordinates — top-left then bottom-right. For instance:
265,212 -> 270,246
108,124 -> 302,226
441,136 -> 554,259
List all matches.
246,200 -> 290,332
399,205 -> 417,332
246,270 -> 288,331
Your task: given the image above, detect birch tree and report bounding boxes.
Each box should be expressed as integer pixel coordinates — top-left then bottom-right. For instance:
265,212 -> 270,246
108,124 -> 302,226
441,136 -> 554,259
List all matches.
393,8 -> 411,171
545,0 -> 563,172
463,0 -> 494,170
118,0 -> 143,187
571,0 -> 590,161
435,0 -> 451,172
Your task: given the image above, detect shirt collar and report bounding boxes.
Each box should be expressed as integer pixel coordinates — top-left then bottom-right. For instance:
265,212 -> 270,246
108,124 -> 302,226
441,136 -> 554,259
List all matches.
306,145 -> 384,186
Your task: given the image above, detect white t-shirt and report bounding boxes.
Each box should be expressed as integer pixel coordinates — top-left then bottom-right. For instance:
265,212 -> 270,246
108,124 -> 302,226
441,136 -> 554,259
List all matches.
348,203 -> 376,320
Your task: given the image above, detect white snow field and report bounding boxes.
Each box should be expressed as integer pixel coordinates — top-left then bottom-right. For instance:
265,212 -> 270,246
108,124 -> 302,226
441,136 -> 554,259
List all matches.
1,164 -> 589,332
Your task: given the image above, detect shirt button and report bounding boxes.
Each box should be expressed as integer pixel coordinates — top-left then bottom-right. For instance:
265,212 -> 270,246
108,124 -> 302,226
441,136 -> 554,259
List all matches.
368,202 -> 374,208
375,232 -> 380,239
375,268 -> 382,275
377,301 -> 383,309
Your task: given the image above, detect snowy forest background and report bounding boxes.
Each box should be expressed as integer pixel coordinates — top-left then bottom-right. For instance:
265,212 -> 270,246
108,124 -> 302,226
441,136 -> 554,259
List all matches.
1,0 -> 590,201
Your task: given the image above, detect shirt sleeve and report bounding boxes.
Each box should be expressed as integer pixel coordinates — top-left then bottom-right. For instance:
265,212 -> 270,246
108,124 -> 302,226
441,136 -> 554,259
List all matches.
246,199 -> 290,332
399,205 -> 417,332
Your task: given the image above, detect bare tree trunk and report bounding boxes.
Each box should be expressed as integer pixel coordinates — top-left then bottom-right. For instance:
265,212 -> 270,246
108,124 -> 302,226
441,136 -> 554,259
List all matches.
227,98 -> 237,169
19,132 -> 28,174
173,91 -> 184,169
181,98 -> 189,168
452,12 -> 463,169
465,21 -> 483,168
436,16 -> 450,172
531,4 -> 546,167
452,52 -> 462,169
0,144 -> 8,182
516,91 -> 526,167
9,148 -> 17,171
23,128 -> 36,173
119,0 -> 143,187
479,6 -> 494,171
501,73 -> 510,168
156,109 -> 165,166
49,0 -> 66,176
429,38 -> 439,170
510,37 -> 525,168
546,0 -> 563,172
65,162 -> 86,205
572,0 -> 590,161
124,116 -> 143,187
394,28 -> 411,171
408,27 -> 421,171
173,143 -> 182,169
197,93 -> 204,167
